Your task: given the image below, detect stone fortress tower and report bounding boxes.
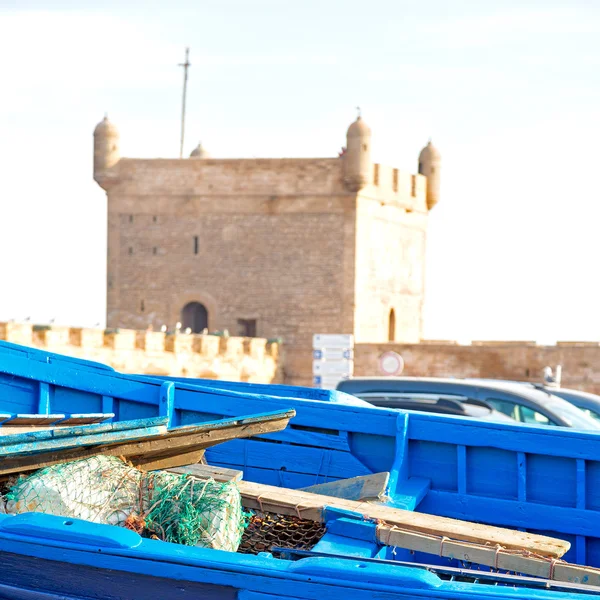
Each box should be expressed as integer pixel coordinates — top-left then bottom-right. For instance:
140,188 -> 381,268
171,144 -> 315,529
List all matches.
93,114 -> 440,385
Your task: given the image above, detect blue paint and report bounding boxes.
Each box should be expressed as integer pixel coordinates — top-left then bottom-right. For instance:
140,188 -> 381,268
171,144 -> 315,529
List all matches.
0,416 -> 167,448
159,381 -> 175,426
388,477 -> 431,511
5,340 -> 600,594
0,513 -> 586,599
37,382 -> 50,414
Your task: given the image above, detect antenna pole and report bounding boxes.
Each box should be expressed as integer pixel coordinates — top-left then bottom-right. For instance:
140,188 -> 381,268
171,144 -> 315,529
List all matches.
178,47 -> 191,158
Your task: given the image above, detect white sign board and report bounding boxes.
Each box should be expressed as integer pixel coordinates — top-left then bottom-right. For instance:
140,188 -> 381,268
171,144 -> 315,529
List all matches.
313,360 -> 354,376
312,333 -> 354,389
313,348 -> 354,361
313,334 -> 354,349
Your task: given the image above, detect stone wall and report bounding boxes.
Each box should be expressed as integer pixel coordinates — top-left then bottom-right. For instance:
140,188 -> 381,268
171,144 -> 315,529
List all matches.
6,320 -> 600,394
0,322 -> 282,383
354,341 -> 600,394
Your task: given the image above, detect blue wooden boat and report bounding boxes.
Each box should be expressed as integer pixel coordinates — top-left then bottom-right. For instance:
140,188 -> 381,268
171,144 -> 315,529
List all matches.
0,510 -> 596,599
3,340 -> 600,598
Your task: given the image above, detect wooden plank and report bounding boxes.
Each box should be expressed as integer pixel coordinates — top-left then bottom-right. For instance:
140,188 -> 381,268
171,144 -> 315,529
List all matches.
3,415 -> 66,425
377,525 -> 600,588
0,412 -> 293,477
386,477 -> 430,511
0,425 -> 167,459
0,414 -> 116,434
56,414 -> 115,425
231,479 -> 569,558
0,424 -> 90,435
139,449 -> 206,471
0,416 -> 168,447
168,463 -> 244,482
299,472 -> 389,502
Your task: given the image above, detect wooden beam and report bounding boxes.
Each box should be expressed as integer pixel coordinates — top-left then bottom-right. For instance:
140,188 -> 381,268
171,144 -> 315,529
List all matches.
233,479 -> 569,558
299,472 -> 389,502
0,412 -> 293,477
168,463 -> 243,482
377,525 -> 600,588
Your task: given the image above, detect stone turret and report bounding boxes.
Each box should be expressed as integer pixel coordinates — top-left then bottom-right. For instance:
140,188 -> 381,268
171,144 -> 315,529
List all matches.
418,140 -> 441,210
190,142 -> 211,159
343,116 -> 372,192
93,116 -> 120,189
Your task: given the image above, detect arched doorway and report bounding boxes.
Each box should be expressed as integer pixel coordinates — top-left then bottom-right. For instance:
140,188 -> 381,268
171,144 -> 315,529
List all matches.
181,302 -> 209,333
388,308 -> 396,342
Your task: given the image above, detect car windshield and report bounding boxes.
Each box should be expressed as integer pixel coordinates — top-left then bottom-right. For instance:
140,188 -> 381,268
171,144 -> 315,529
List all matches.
540,393 -> 600,430
492,383 -> 600,430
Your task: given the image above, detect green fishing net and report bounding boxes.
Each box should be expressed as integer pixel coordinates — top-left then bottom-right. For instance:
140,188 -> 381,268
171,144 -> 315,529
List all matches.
4,455 -> 249,552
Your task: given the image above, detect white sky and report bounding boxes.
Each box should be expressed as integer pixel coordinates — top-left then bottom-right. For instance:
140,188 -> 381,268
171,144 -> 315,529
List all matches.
1,0 -> 599,342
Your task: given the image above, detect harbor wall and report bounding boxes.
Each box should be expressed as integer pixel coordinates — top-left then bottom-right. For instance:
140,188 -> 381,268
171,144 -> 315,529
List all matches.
3,320 -> 600,395
0,322 -> 282,383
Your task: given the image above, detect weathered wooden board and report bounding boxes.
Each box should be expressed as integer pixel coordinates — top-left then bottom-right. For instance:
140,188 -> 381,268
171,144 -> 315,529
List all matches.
299,472 -> 389,502
0,417 -> 168,449
1,415 -> 67,425
378,525 -> 600,587
232,479 -> 569,558
0,410 -> 295,476
0,413 -> 116,435
168,463 -> 244,482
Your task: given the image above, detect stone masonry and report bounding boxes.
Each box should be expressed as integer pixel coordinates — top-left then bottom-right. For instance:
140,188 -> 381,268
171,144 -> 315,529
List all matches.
0,322 -> 281,383
94,116 -> 439,386
355,341 -> 600,395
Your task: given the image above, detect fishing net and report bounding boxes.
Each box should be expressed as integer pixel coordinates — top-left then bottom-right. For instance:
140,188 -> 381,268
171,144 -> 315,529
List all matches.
4,455 -> 248,552
238,511 -> 326,556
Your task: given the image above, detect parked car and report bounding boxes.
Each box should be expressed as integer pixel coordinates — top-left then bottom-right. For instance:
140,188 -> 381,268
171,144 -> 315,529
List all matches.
352,391 -> 515,422
465,379 -> 600,423
336,377 -> 600,430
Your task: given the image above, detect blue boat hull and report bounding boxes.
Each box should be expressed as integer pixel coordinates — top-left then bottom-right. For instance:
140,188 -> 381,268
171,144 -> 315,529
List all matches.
0,513 -> 590,599
2,340 -> 600,575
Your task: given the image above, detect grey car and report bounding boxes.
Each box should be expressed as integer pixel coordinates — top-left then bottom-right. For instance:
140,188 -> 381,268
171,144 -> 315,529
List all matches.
337,377 -> 600,430
352,391 -> 515,423
466,379 -> 600,423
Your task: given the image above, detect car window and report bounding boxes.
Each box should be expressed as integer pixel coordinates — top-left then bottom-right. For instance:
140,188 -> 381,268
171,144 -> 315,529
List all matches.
581,408 -> 600,422
519,405 -> 556,426
484,398 -> 519,420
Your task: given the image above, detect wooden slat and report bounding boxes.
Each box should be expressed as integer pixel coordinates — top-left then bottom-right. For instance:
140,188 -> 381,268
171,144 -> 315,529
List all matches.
299,472 -> 389,502
139,449 -> 206,471
232,479 -> 569,558
0,411 -> 294,477
56,414 -> 115,425
4,415 -> 66,425
168,463 -> 244,482
0,417 -> 168,447
378,525 -> 600,588
0,414 -> 117,435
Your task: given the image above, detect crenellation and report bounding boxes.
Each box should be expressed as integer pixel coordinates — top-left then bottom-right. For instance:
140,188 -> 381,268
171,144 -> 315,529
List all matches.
70,327 -> 104,349
104,329 -> 137,351
33,325 -> 70,347
135,331 -> 165,353
165,333 -> 194,354
366,164 -> 427,211
192,334 -> 220,359
0,323 -> 33,346
0,322 -> 281,383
